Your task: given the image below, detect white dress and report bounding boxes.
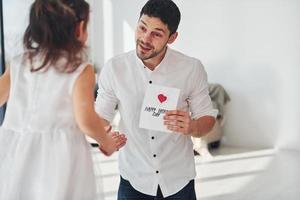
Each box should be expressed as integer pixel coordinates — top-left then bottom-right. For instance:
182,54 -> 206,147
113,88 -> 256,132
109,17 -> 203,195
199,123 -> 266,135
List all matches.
0,54 -> 99,200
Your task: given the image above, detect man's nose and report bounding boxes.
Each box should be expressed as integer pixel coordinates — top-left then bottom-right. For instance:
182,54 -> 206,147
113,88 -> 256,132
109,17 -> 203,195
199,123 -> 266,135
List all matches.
142,32 -> 152,44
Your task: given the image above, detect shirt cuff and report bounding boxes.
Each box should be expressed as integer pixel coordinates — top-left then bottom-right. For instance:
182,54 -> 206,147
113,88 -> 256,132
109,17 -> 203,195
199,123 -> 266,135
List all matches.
191,108 -> 218,120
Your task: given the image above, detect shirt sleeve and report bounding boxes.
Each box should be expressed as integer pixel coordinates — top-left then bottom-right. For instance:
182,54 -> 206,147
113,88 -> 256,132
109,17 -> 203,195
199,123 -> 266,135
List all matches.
95,61 -> 118,122
188,59 -> 218,119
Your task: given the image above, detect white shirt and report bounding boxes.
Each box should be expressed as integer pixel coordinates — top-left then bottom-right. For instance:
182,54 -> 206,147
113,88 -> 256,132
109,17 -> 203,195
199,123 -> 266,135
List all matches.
95,47 -> 217,197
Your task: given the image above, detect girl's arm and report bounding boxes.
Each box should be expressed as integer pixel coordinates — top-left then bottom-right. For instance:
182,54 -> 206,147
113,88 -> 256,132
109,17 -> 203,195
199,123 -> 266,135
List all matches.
0,67 -> 10,107
72,64 -> 126,156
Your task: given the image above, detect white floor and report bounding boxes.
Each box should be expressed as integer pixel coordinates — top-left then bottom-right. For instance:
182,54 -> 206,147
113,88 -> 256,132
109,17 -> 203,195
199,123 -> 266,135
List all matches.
91,146 -> 300,200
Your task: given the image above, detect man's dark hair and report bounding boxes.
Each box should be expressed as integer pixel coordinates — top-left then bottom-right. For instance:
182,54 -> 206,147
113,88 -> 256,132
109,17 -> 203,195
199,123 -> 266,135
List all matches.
140,0 -> 181,35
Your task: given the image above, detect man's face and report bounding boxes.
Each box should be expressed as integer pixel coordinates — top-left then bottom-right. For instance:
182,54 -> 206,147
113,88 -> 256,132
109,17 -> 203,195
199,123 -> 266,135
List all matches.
135,14 -> 172,61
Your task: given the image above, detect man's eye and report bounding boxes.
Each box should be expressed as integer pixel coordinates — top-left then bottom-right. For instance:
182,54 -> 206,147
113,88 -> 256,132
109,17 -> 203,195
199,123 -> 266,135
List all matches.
140,26 -> 146,31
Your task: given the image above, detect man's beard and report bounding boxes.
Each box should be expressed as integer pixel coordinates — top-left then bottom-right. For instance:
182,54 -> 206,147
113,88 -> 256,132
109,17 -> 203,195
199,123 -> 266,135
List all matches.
136,39 -> 167,61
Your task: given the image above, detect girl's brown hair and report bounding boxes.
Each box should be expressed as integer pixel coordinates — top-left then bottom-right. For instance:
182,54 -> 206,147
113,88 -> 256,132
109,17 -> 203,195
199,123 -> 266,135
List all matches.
23,0 -> 90,72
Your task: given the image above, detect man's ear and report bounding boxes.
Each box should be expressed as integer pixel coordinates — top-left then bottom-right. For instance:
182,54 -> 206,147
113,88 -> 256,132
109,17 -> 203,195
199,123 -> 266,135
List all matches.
76,21 -> 85,40
167,32 -> 178,44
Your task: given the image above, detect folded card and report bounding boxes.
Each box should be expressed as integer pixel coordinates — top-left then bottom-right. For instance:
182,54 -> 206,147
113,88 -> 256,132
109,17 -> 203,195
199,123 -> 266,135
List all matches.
139,84 -> 180,132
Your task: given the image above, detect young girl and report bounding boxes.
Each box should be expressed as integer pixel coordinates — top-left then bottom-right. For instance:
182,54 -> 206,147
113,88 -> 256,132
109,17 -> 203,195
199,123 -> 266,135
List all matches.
0,0 -> 126,199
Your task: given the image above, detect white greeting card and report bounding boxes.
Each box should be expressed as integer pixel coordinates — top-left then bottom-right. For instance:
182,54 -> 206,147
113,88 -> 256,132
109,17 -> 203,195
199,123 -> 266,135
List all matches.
139,84 -> 180,132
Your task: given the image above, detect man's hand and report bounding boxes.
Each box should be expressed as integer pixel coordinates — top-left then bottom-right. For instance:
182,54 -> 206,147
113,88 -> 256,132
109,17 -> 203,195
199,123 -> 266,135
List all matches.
163,110 -> 193,135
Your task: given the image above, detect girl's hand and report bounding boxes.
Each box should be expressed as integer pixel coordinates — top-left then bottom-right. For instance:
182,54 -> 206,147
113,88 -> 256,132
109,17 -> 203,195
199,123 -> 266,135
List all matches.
99,129 -> 127,156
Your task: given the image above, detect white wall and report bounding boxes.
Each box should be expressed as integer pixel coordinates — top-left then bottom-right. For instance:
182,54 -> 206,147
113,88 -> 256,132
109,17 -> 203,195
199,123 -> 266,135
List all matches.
88,0 -> 144,69
89,0 -> 300,150
176,0 -> 300,150
3,0 -> 94,63
174,0 -> 300,150
3,0 -> 34,61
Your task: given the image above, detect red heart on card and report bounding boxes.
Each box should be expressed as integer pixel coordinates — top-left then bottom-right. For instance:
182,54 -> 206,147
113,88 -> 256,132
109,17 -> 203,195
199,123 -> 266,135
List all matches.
158,94 -> 167,103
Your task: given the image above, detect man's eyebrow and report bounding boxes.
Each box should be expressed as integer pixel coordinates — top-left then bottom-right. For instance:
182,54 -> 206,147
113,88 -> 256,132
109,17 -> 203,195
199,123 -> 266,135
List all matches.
140,20 -> 148,27
154,28 -> 165,33
140,19 -> 166,33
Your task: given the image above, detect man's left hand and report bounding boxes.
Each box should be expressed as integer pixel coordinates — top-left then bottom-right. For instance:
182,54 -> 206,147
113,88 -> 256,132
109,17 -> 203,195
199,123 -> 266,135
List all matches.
164,110 -> 192,135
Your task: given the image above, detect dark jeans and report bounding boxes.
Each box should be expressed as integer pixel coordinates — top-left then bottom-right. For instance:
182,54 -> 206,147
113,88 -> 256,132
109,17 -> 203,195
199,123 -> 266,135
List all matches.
117,176 -> 197,200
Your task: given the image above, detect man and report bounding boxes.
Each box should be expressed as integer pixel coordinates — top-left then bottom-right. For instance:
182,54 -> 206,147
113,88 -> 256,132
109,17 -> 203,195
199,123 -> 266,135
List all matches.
96,0 -> 217,199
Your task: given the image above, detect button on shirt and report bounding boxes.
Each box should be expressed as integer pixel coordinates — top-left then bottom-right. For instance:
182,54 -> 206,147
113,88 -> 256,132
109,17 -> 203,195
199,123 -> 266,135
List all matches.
95,47 -> 217,197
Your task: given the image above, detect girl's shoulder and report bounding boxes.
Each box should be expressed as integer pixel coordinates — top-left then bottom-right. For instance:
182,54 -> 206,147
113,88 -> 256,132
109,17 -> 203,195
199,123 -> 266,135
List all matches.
10,52 -> 26,64
7,52 -> 30,73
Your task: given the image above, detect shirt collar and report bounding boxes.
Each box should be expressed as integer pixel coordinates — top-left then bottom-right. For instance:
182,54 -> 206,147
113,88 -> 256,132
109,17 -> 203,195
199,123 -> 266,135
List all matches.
135,46 -> 172,72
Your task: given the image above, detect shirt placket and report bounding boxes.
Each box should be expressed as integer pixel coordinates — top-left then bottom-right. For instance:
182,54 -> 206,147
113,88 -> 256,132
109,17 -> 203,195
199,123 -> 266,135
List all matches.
144,69 -> 160,179
149,131 -> 161,179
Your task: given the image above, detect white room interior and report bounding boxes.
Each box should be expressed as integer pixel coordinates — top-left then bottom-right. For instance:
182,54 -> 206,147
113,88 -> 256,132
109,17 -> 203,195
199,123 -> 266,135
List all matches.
2,0 -> 300,199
